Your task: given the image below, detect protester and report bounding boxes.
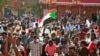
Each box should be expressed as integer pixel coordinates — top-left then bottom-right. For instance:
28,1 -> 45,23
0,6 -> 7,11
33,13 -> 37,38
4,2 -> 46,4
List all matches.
45,40 -> 56,56
52,33 -> 60,45
0,10 -> 100,56
88,33 -> 98,56
29,36 -> 42,56
41,36 -> 50,56
0,32 -> 10,56
79,40 -> 89,56
67,46 -> 77,56
54,46 -> 65,56
16,38 -> 24,56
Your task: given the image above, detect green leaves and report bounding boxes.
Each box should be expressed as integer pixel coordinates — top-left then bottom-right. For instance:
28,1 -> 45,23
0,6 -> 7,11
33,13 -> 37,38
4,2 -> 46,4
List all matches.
0,0 -> 5,6
0,0 -> 13,6
31,3 -> 43,18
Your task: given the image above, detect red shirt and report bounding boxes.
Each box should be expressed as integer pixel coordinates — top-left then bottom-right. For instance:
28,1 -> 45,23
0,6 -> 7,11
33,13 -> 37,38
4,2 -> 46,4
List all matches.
45,44 -> 56,56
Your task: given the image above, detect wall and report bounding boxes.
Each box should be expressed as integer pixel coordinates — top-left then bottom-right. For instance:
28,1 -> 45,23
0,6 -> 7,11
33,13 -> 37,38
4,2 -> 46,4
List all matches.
55,5 -> 100,19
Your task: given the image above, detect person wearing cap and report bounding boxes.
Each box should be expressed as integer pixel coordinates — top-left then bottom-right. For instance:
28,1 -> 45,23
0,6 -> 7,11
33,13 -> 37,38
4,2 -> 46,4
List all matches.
45,40 -> 56,56
29,36 -> 42,56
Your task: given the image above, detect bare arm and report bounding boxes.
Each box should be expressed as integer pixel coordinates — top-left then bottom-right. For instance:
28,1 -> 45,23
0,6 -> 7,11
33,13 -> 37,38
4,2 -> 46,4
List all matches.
4,38 -> 10,56
12,38 -> 22,56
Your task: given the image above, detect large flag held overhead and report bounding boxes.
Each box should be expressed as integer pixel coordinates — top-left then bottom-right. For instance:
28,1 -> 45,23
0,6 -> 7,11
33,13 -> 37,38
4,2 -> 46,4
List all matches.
38,8 -> 57,27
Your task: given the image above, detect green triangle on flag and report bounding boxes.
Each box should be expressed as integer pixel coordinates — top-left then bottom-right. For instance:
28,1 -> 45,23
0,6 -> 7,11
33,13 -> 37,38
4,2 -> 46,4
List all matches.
38,9 -> 57,27
50,10 -> 57,20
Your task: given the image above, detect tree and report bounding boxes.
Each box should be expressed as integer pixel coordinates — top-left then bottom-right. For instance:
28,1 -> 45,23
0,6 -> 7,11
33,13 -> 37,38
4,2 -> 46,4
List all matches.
0,0 -> 13,6
31,3 -> 43,18
0,0 -> 5,6
0,0 -> 13,18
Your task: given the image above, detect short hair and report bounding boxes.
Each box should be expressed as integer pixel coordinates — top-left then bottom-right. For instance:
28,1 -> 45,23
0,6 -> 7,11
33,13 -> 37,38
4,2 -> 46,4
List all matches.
57,46 -> 62,50
35,23 -> 38,26
91,33 -> 96,38
17,38 -> 21,41
31,31 -> 34,34
69,46 -> 76,51
51,33 -> 55,36
22,32 -> 26,35
80,40 -> 87,46
49,40 -> 53,43
42,33 -> 45,37
34,36 -> 38,39
2,32 -> 7,35
46,36 -> 50,39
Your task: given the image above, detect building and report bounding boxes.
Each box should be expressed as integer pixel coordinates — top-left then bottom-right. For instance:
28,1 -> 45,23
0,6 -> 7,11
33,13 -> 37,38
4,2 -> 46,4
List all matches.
0,0 -> 39,18
40,0 -> 100,18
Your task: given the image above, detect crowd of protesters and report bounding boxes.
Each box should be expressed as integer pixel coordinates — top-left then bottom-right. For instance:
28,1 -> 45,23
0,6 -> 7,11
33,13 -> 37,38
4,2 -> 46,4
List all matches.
0,12 -> 100,56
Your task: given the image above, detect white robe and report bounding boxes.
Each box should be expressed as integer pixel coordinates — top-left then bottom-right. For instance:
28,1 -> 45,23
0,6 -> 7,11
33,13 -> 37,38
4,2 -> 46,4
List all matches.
44,28 -> 51,38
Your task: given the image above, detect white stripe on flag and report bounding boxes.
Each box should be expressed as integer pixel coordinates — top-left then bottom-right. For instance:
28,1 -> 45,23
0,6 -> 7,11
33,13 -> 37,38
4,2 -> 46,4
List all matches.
39,13 -> 51,27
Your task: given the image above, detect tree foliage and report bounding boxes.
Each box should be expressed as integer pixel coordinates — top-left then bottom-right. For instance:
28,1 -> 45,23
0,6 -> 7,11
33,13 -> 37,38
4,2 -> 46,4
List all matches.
0,0 -> 13,6
31,3 -> 43,18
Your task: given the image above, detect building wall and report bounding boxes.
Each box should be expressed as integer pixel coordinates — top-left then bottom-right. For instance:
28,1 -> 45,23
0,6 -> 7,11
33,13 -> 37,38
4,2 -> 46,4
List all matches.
40,0 -> 100,19
52,5 -> 100,19
0,0 -> 39,18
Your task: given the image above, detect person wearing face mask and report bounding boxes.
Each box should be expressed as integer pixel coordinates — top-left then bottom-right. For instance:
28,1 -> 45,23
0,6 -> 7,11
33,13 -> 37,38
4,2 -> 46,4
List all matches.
29,36 -> 42,56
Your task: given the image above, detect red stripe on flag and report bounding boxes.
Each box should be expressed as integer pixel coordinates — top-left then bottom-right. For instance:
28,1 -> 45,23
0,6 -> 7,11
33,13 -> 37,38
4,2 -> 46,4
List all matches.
48,8 -> 56,13
38,19 -> 42,24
